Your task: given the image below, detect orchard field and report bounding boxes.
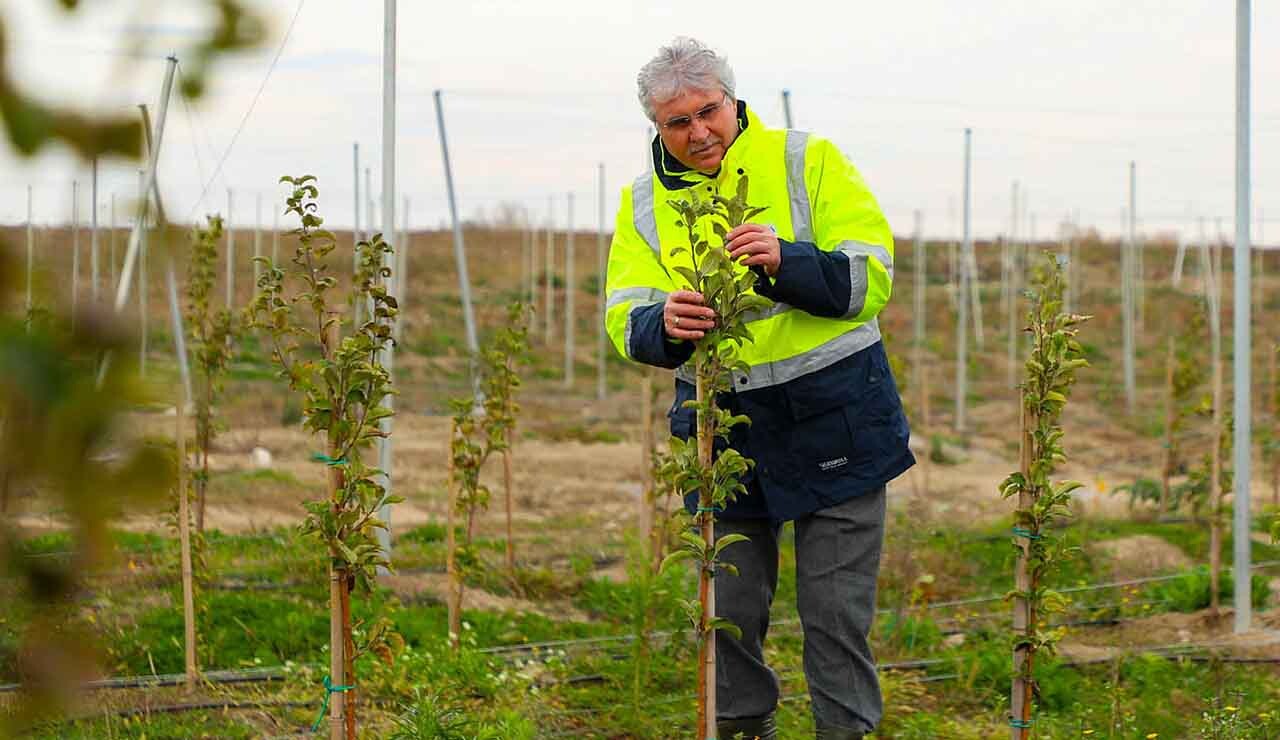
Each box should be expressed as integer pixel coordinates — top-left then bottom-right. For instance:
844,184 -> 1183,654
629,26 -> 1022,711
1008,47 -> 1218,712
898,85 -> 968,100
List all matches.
3,214 -> 1280,739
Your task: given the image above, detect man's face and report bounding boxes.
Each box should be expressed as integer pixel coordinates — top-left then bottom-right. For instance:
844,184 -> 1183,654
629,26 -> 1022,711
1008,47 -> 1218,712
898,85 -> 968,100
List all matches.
653,88 -> 738,173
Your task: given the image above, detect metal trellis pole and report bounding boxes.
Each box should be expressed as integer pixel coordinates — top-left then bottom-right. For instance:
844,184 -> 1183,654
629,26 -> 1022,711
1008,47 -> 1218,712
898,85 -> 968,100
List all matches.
596,162 -> 607,400
546,195 -> 556,347
91,159 -> 100,303
138,169 -> 148,376
112,57 -> 175,318
72,179 -> 80,322
226,188 -> 235,309
110,193 -> 117,289
565,192 -> 575,388
433,89 -> 480,359
956,128 -> 971,434
377,0 -> 398,568
1232,0 -> 1253,634
1123,163 -> 1137,416
26,185 -> 33,317
253,193 -> 262,288
353,141 -> 362,324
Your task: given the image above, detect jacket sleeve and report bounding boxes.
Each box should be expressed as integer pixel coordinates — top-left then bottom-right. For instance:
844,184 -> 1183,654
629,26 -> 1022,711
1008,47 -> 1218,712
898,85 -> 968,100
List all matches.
604,183 -> 695,369
754,137 -> 894,323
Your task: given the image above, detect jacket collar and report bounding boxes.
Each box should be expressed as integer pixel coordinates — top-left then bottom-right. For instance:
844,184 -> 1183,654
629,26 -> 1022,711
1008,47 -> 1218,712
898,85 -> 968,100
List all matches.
651,99 -> 755,191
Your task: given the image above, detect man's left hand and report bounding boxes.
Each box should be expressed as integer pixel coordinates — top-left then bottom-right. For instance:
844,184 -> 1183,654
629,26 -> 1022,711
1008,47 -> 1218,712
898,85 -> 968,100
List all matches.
725,224 -> 781,276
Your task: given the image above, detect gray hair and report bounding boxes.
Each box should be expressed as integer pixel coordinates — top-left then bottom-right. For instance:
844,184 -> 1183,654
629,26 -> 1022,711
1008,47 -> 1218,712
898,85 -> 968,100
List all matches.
637,37 -> 736,122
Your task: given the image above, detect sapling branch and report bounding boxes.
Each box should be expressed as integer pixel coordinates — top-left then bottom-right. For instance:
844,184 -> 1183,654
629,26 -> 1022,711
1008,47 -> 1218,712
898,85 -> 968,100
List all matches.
657,175 -> 772,738
244,175 -> 403,740
1000,253 -> 1091,739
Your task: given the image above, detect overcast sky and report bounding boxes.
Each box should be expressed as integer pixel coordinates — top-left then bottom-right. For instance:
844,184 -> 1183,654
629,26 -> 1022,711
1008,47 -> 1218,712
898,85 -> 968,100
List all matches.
3,0 -> 1276,243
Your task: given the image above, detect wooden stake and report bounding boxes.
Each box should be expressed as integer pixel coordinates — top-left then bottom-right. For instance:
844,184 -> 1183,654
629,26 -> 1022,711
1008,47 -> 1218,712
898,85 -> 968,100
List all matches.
1160,335 -> 1175,516
445,419 -> 462,650
1271,342 -> 1278,509
323,318 -> 348,740
640,370 -> 655,568
694,369 -> 716,740
1010,399 -> 1035,739
176,391 -> 197,691
1210,354 -> 1223,616
920,359 -> 931,495
503,430 -> 515,574
342,568 -> 355,740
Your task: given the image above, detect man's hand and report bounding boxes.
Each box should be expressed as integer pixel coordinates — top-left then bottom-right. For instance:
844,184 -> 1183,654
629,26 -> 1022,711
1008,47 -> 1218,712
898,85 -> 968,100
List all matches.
663,290 -> 716,341
725,224 -> 781,276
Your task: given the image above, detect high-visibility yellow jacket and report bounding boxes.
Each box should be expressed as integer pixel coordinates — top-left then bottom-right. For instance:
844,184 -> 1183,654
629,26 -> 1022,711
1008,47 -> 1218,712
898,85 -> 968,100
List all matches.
605,101 -> 913,521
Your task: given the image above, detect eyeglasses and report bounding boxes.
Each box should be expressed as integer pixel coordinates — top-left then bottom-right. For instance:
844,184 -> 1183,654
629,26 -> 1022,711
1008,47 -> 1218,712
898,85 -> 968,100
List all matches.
660,95 -> 730,132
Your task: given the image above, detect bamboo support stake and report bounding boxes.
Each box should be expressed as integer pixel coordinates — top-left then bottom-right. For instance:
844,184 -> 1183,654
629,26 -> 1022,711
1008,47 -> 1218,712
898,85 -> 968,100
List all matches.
1010,400 -> 1035,739
322,316 -> 351,740
445,419 -> 461,650
342,566 -> 355,740
920,360 -> 931,495
503,368 -> 516,574
695,371 -> 716,740
640,370 -> 655,567
1272,343 -> 1279,508
1160,336 -> 1175,516
176,391 -> 197,691
1210,352 -> 1223,616
1207,239 -> 1224,617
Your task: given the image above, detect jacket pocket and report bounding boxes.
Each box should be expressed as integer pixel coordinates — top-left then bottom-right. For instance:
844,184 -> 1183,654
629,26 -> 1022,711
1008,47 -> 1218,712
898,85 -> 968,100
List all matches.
785,374 -> 861,479
783,347 -> 899,480
668,388 -> 696,440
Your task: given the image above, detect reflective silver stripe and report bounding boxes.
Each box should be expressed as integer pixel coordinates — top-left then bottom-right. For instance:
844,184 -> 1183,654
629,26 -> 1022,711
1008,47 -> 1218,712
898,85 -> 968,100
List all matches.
742,300 -> 793,324
632,173 -> 661,257
836,241 -> 892,319
785,130 -> 812,242
622,299 -> 663,360
836,241 -> 893,277
607,287 -> 667,311
674,319 -> 881,392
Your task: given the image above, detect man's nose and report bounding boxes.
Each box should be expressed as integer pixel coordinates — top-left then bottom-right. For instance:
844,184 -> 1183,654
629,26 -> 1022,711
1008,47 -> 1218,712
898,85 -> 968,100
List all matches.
689,115 -> 711,141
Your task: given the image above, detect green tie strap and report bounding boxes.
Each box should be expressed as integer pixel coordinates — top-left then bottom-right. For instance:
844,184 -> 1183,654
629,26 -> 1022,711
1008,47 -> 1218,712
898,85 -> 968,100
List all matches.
311,675 -> 355,731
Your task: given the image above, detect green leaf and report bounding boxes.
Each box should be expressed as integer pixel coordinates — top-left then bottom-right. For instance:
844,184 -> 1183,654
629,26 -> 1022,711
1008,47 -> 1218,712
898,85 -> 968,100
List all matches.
659,549 -> 695,575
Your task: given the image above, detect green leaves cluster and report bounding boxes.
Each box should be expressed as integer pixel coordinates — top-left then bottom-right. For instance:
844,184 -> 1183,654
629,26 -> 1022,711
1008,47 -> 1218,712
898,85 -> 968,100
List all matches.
658,175 -> 771,641
448,303 -> 531,564
0,246 -> 170,732
666,177 -> 773,378
998,253 -> 1091,661
0,1 -> 266,160
244,175 -> 401,594
185,215 -> 238,534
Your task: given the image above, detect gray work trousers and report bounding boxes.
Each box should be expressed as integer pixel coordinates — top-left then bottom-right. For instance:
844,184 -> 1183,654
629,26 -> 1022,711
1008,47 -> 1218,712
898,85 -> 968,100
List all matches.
714,486 -> 886,733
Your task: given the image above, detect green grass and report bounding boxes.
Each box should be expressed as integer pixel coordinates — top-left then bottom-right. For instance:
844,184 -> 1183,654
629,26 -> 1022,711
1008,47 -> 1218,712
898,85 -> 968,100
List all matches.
9,516 -> 1280,737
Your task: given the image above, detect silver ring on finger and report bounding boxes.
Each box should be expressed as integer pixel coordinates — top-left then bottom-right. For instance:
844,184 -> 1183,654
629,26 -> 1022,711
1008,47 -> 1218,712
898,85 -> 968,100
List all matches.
673,315 -> 681,328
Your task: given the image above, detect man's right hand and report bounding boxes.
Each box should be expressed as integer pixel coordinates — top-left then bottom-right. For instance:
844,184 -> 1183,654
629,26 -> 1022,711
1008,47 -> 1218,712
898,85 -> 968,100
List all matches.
663,290 -> 717,341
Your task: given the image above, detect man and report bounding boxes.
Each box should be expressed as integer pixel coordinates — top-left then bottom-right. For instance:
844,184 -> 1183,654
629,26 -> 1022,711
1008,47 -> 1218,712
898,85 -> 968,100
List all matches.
604,38 -> 914,740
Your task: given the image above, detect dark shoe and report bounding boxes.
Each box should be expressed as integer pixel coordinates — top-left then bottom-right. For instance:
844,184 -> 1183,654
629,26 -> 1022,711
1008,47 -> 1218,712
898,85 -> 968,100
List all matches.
717,712 -> 778,740
814,726 -> 864,740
